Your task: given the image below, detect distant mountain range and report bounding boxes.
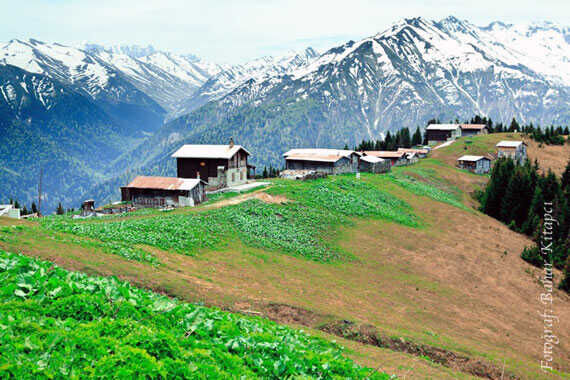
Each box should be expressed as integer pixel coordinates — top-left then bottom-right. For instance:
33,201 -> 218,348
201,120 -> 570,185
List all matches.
1,16 -> 569,211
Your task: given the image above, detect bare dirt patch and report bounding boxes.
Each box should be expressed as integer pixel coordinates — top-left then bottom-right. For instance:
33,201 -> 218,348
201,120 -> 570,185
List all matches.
202,191 -> 289,210
321,320 -> 517,379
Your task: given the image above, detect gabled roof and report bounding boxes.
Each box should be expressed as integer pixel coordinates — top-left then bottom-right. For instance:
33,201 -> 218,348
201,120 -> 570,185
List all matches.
172,144 -> 250,159
457,155 -> 491,162
460,124 -> 487,130
496,141 -> 526,148
123,176 -> 205,191
364,151 -> 406,158
283,148 -> 361,159
426,123 -> 460,131
360,155 -> 385,163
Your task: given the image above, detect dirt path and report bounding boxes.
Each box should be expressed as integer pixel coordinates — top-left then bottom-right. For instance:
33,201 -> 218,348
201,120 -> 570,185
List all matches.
201,190 -> 289,210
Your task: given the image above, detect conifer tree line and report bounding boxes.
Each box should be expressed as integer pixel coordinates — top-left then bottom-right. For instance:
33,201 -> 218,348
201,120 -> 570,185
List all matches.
478,158 -> 570,292
4,198 -> 38,216
260,166 -> 280,179
355,126 -> 422,151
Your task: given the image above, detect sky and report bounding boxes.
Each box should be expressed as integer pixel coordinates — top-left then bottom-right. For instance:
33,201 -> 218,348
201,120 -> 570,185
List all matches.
1,0 -> 569,63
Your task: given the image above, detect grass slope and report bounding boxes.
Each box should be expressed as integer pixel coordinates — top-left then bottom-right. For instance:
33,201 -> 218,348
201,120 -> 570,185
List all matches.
1,134 -> 569,379
0,250 -> 390,379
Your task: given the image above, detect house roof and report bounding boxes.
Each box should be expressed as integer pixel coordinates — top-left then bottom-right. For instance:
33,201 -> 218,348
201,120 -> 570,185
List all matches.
460,124 -> 487,130
123,176 -> 205,191
496,141 -> 526,148
426,123 -> 460,131
283,148 -> 361,159
285,154 -> 346,163
364,151 -> 406,158
172,144 -> 250,159
457,155 -> 490,162
360,155 -> 385,163
397,148 -> 429,154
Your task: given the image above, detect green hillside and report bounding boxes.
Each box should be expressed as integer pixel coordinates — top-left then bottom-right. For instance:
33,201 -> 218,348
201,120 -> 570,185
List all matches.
1,134 -> 569,379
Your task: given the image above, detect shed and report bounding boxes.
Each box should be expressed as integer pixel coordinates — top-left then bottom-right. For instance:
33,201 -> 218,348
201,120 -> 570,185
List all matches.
359,155 -> 391,173
172,139 -> 251,189
0,204 -> 20,219
282,149 -> 361,174
426,124 -> 462,144
457,155 -> 492,174
121,176 -> 206,208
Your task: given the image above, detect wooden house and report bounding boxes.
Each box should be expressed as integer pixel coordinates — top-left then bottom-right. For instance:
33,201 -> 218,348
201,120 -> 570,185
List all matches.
496,141 -> 527,165
359,155 -> 391,173
459,124 -> 488,137
457,155 -> 491,174
363,151 -> 408,166
172,139 -> 252,189
121,176 -> 206,208
282,149 -> 361,174
426,124 -> 462,145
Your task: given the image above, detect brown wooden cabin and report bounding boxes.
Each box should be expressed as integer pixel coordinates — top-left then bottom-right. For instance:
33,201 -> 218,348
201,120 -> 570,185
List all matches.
172,140 -> 251,189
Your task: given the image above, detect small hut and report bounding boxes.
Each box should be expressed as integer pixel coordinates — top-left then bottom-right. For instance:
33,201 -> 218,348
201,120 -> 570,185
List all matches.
359,156 -> 391,173
121,176 -> 206,208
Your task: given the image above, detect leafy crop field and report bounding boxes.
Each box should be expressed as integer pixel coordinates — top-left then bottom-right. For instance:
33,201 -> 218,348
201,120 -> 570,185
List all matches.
0,250 -> 391,379
40,176 -> 421,262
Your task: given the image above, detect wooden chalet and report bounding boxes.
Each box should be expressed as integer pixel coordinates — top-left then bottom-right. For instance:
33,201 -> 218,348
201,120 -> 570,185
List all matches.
121,176 -> 206,208
496,141 -> 527,165
459,124 -> 488,137
172,139 -> 252,189
282,149 -> 361,174
457,155 -> 491,174
425,124 -> 462,144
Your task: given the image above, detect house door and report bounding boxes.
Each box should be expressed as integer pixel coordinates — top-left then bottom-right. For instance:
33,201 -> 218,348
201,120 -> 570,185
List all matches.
198,161 -> 209,180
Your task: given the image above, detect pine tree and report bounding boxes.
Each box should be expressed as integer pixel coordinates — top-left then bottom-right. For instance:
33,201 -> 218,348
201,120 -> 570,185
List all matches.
500,166 -> 533,229
22,206 -> 28,215
56,203 -> 65,215
14,200 -> 20,209
31,202 -> 37,214
262,167 -> 268,178
412,127 -> 422,146
343,144 -> 349,150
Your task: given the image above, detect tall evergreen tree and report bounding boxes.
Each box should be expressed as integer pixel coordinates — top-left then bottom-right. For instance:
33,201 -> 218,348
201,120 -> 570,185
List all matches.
56,202 -> 65,215
412,127 -> 422,146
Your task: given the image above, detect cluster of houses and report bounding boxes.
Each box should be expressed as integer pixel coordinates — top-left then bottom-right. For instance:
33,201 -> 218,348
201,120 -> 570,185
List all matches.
456,141 -> 527,174
116,139 -> 433,210
425,123 -> 489,144
114,132 -> 529,210
424,122 -> 527,175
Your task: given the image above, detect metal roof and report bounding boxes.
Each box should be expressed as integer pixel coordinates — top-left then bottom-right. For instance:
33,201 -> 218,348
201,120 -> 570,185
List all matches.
426,123 -> 460,131
457,155 -> 490,162
285,154 -> 346,163
496,141 -> 525,148
360,155 -> 385,163
283,148 -> 361,159
460,124 -> 487,130
172,144 -> 250,159
123,176 -> 205,191
364,151 -> 406,158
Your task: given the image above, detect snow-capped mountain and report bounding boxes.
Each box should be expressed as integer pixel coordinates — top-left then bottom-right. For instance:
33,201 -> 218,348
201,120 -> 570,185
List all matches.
171,47 -> 319,118
123,16 -> 569,180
